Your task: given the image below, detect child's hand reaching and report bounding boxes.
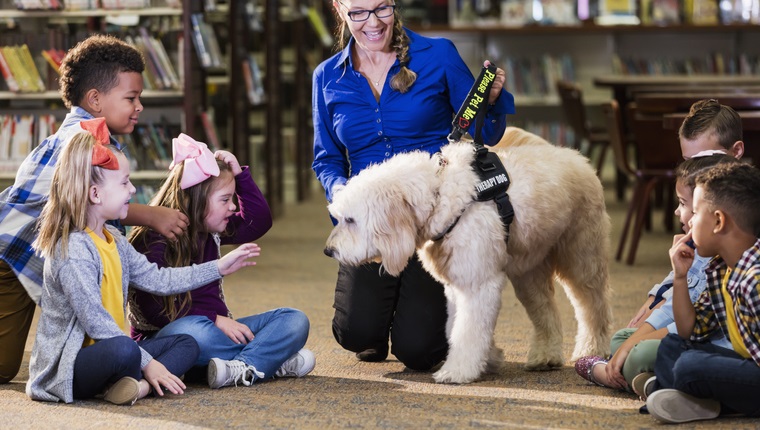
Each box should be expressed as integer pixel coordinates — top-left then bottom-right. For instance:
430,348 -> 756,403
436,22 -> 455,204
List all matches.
669,232 -> 695,279
151,206 -> 189,241
217,243 -> 260,276
215,150 -> 243,176
143,359 -> 187,396
215,315 -> 255,344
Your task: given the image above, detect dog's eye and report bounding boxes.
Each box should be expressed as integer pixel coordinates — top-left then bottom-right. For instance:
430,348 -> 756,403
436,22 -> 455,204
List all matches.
344,217 -> 355,224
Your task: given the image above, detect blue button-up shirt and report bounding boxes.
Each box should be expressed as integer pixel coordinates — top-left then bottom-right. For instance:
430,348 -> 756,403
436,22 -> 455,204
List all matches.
312,29 -> 515,203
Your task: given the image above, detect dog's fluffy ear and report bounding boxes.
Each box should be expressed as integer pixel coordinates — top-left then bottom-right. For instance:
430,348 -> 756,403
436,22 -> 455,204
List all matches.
375,198 -> 417,276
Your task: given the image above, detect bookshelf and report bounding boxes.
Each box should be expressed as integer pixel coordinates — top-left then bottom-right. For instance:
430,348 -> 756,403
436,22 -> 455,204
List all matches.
226,0 -> 327,216
411,22 -> 760,143
0,0 -> 205,186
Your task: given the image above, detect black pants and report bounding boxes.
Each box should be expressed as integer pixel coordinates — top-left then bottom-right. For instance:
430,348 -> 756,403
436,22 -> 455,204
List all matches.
332,256 -> 448,371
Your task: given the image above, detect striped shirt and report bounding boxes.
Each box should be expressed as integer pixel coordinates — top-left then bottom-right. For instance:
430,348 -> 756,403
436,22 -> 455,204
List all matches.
692,237 -> 760,365
0,107 -> 120,303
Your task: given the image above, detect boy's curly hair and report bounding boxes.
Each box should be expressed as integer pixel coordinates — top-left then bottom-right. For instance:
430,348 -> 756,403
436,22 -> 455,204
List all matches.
696,162 -> 760,236
58,34 -> 145,109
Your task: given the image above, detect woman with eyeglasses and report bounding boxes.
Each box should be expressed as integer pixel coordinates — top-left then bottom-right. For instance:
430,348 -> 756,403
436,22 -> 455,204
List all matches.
312,0 -> 515,371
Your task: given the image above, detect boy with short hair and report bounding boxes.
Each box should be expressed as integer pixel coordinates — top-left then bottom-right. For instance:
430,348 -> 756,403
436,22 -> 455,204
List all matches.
0,34 -> 188,384
646,162 -> 760,423
678,98 -> 744,159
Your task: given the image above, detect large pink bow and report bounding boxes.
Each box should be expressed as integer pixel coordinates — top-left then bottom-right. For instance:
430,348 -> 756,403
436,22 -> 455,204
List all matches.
170,133 -> 220,189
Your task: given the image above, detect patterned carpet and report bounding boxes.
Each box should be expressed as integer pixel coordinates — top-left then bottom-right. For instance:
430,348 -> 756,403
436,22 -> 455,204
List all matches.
3,171 -> 759,429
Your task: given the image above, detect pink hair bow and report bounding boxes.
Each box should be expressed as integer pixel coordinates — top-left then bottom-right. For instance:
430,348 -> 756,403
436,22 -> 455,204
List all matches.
170,133 -> 220,189
80,118 -> 119,170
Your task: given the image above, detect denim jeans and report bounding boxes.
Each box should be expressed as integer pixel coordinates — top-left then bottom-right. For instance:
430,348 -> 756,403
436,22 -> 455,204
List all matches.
72,334 -> 199,399
154,308 -> 309,379
654,333 -> 760,416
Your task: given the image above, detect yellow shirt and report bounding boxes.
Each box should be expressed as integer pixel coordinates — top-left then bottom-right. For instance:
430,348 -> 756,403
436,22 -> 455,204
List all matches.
721,268 -> 751,358
82,228 -> 125,347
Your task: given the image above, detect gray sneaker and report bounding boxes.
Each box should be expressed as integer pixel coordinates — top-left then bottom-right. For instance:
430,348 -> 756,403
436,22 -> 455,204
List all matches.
275,349 -> 316,378
646,389 -> 721,423
207,358 -> 263,389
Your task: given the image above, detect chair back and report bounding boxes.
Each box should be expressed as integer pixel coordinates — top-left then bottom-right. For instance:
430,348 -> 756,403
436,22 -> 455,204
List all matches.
627,102 -> 683,171
556,80 -> 589,149
601,100 -> 635,177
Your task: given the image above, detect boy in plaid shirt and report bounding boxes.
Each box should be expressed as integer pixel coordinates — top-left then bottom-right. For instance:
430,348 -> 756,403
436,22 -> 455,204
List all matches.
0,35 -> 188,384
646,162 -> 760,424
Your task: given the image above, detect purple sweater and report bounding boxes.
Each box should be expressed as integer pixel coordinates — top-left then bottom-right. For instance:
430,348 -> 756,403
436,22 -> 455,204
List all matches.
128,167 -> 272,341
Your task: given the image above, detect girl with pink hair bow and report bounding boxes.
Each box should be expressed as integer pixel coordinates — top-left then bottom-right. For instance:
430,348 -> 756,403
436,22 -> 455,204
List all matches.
127,134 -> 315,389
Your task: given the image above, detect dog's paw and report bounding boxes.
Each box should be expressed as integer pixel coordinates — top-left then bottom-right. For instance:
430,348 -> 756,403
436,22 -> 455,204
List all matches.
485,347 -> 505,373
433,365 -> 479,384
524,355 -> 564,371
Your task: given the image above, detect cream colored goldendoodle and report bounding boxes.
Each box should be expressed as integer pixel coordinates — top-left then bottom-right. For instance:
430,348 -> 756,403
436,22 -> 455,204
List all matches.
324,127 -> 612,384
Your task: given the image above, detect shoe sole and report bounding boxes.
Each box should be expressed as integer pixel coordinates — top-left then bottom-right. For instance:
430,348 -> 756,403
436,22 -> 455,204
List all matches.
207,358 -> 222,389
631,372 -> 655,399
646,389 -> 720,423
104,377 -> 140,406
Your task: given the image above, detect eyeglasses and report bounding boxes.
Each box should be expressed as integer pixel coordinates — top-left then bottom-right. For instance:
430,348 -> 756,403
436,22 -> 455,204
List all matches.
338,2 -> 396,22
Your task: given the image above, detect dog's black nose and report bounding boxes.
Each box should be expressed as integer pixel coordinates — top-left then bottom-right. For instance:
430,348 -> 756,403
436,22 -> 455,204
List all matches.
324,247 -> 334,257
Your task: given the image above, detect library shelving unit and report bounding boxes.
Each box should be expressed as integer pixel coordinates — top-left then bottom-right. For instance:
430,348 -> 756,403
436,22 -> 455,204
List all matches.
227,0 -> 328,216
0,0 -> 207,188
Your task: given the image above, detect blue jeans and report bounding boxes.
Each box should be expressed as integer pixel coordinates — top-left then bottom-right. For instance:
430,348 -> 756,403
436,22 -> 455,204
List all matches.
154,308 -> 309,379
654,333 -> 760,416
72,334 -> 199,399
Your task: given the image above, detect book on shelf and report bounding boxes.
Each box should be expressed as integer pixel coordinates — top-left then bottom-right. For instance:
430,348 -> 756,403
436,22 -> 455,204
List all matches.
101,0 -> 150,8
200,110 -> 221,151
242,54 -> 265,105
190,13 -> 223,70
0,49 -> 20,92
685,0 -> 719,24
12,0 -> 62,10
596,0 -> 640,25
650,0 -> 681,24
304,6 -> 334,48
40,49 -> 65,75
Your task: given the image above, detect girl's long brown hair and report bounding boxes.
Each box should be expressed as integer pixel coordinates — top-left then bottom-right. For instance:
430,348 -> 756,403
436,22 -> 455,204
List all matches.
128,159 -> 232,321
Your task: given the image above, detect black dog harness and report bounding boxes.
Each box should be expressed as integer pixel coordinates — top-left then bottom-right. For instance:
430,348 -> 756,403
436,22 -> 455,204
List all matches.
435,64 -> 514,242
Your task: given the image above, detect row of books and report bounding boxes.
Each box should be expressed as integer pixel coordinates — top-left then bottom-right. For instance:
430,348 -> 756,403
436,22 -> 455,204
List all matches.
0,45 -> 47,93
126,29 -> 181,91
501,54 -> 575,97
0,31 -> 179,93
449,0 -> 759,27
0,114 -> 56,172
612,52 -> 760,76
190,13 -> 223,70
11,0 -> 169,10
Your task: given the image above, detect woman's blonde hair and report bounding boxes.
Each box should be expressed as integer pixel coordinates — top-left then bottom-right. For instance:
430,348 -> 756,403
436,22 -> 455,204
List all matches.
34,132 -> 119,259
334,4 -> 417,93
128,159 -> 232,321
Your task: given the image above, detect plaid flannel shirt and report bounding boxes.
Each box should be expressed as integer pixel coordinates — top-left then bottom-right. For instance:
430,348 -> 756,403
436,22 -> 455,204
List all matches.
692,237 -> 760,365
0,107 -> 121,304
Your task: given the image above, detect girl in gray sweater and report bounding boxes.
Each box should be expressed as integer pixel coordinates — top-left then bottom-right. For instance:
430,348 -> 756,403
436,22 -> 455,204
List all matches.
26,123 -> 260,405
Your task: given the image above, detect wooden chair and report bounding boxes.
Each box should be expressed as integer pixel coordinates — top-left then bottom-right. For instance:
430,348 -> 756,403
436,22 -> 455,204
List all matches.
602,100 -> 681,265
556,80 -> 610,175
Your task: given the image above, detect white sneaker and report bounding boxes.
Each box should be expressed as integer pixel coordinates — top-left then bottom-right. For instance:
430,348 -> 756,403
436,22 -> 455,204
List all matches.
207,358 -> 263,389
646,388 -> 721,424
275,349 -> 316,378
